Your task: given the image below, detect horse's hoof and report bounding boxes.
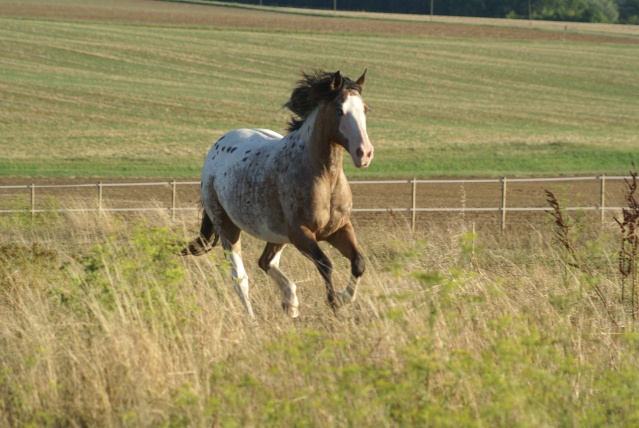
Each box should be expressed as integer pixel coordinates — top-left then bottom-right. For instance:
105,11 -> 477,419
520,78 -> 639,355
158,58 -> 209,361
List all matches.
282,302 -> 300,318
331,290 -> 354,309
328,295 -> 343,312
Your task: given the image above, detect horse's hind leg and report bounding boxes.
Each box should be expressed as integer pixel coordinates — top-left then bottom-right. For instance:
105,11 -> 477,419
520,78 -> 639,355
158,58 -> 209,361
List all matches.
259,243 -> 299,318
219,222 -> 255,319
204,195 -> 254,318
325,222 -> 365,306
182,210 -> 218,256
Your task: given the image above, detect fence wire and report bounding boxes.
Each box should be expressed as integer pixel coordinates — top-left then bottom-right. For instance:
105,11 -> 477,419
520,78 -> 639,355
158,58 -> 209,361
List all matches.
0,175 -> 633,230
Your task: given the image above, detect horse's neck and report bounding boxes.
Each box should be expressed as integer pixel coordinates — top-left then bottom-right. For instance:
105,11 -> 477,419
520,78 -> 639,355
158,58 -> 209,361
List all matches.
294,109 -> 344,180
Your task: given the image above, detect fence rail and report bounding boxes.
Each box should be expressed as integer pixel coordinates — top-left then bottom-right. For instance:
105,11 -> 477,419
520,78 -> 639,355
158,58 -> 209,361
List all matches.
0,175 -> 634,231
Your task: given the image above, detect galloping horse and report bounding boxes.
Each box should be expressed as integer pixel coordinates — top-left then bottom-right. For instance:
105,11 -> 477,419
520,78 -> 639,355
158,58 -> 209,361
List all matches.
183,69 -> 373,318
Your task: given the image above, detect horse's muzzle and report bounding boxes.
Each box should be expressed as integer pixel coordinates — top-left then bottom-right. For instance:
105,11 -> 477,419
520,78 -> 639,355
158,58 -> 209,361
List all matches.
353,144 -> 374,168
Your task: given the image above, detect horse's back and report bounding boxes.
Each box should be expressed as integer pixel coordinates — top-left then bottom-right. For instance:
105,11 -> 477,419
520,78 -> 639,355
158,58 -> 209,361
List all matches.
203,128 -> 282,174
227,128 -> 283,143
253,128 -> 283,140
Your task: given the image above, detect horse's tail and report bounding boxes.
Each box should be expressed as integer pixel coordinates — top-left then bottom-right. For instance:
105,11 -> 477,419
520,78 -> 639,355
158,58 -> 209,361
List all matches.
182,210 -> 219,256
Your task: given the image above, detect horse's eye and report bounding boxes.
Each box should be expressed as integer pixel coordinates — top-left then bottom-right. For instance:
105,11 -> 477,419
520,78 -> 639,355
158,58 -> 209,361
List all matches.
337,108 -> 344,117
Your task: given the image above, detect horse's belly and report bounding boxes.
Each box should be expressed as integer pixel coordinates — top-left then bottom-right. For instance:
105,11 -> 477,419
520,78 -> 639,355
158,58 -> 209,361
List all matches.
229,214 -> 290,244
204,182 -> 290,243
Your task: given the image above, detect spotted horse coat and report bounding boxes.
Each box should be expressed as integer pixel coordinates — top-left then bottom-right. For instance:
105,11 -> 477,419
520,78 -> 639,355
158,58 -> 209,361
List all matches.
183,69 -> 373,319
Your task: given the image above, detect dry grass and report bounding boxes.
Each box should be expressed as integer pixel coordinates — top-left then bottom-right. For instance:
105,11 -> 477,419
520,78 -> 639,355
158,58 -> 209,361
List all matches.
1,204 -> 639,426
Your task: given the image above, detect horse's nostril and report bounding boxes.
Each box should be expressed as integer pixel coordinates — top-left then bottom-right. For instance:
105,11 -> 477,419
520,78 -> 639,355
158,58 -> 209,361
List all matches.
356,148 -> 364,158
367,150 -> 372,158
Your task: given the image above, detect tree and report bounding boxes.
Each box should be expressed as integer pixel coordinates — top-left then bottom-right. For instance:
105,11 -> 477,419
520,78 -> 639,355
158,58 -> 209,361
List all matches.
617,0 -> 639,23
222,0 -> 630,23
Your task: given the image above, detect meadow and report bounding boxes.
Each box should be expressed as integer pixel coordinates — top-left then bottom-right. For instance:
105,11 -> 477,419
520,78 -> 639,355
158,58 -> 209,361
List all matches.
2,196 -> 639,426
2,1 -> 639,426
1,0 -> 638,178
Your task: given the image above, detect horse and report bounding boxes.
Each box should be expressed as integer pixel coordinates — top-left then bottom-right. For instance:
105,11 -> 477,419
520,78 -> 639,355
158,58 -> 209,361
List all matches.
182,69 -> 373,319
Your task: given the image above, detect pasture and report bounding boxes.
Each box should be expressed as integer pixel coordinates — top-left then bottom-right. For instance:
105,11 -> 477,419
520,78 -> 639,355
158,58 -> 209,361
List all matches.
1,0 -> 638,178
2,200 -> 639,426
2,1 -> 639,426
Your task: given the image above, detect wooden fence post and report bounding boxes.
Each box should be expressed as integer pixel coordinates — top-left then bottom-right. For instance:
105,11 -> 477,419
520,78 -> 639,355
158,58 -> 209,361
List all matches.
411,178 -> 417,233
500,177 -> 507,232
600,174 -> 606,225
171,180 -> 177,220
98,182 -> 103,216
30,184 -> 35,218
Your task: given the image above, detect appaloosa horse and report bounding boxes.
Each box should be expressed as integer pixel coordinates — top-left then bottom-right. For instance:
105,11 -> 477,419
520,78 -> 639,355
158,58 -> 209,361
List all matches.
183,69 -> 373,318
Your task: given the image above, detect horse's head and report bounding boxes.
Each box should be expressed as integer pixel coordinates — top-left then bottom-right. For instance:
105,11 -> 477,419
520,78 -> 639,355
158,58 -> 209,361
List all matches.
327,70 -> 374,168
286,69 -> 374,169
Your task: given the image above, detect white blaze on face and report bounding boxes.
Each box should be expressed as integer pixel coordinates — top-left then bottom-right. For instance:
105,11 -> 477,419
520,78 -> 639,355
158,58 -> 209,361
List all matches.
338,94 -> 374,168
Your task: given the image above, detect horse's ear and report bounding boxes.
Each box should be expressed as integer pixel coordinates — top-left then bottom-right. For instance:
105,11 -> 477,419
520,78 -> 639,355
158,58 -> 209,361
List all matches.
356,68 -> 367,90
332,71 -> 343,91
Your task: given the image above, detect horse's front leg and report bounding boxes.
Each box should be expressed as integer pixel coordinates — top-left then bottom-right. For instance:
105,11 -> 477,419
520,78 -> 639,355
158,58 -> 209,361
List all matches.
288,226 -> 339,311
325,221 -> 365,306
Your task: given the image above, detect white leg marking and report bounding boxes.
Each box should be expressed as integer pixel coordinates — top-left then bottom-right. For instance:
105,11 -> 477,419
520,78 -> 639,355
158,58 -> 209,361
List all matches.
229,250 -> 255,318
267,248 -> 300,318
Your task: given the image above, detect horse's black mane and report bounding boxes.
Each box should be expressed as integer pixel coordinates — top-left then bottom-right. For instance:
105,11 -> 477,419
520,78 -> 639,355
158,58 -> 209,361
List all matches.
285,69 -> 361,133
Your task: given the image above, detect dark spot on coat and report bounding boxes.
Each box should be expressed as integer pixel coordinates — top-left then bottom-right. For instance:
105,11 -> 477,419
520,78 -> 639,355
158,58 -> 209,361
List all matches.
219,135 -> 225,141
256,152 -> 261,157
230,147 -> 237,153
242,157 -> 248,162
245,150 -> 252,154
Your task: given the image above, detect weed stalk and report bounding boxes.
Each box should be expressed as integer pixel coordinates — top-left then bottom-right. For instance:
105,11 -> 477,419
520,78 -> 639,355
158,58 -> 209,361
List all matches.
545,189 -> 616,326
614,164 -> 639,318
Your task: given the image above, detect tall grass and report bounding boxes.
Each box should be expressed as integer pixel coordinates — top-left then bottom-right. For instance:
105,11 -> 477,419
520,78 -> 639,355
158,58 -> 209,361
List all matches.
1,205 -> 639,426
